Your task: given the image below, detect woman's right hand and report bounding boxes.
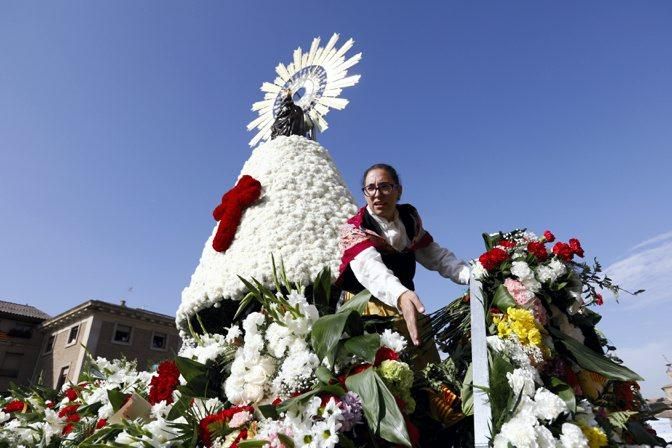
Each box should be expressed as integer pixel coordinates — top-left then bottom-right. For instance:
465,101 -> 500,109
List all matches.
397,290 -> 426,346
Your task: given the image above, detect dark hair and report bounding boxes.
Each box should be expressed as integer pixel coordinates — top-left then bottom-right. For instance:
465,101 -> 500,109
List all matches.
361,163 -> 401,187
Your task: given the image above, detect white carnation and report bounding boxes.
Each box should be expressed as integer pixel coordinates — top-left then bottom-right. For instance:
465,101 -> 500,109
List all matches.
535,425 -> 559,448
496,411 -> 538,448
533,388 -> 568,421
380,329 -> 407,353
511,261 -> 542,293
507,368 -> 537,398
536,258 -> 566,284
560,423 -> 589,448
471,261 -> 487,280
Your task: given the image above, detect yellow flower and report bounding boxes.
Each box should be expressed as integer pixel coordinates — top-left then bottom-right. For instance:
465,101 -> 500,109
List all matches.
580,424 -> 608,448
495,308 -> 544,350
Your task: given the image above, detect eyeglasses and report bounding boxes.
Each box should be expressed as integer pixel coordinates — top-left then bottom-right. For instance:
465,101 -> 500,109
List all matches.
362,182 -> 398,196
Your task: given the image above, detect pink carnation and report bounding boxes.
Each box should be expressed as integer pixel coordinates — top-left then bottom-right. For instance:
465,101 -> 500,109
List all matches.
228,410 -> 252,428
504,278 -> 535,306
504,278 -> 547,325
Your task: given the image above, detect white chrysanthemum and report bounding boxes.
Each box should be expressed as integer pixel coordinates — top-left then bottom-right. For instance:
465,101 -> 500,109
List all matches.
507,368 -> 537,398
533,388 -> 568,421
511,261 -> 542,293
560,423 -> 589,448
177,135 -> 358,333
380,329 -> 407,353
225,325 -> 242,343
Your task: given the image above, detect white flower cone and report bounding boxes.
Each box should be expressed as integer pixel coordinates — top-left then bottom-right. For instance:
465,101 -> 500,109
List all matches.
176,135 -> 357,331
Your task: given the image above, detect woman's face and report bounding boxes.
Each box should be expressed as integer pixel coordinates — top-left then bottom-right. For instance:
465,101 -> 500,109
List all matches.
363,168 -> 401,220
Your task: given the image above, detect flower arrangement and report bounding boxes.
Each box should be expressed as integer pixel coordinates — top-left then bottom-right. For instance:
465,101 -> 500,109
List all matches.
0,263 -> 422,447
462,229 -> 667,447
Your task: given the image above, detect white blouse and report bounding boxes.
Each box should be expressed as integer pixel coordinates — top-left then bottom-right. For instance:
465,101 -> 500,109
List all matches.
349,207 -> 470,310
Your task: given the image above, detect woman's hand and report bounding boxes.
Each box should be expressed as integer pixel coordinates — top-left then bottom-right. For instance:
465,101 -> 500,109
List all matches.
397,290 -> 426,346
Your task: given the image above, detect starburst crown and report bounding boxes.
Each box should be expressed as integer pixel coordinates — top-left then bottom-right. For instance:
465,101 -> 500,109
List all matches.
246,33 -> 361,147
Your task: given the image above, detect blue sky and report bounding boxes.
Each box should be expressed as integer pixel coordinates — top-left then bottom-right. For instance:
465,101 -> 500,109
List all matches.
1,1 -> 670,397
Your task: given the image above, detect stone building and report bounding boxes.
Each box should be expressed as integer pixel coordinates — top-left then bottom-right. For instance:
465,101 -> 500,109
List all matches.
33,300 -> 180,390
0,301 -> 51,391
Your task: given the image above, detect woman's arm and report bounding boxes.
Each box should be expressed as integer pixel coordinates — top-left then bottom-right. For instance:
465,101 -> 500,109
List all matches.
350,247 -> 426,346
415,241 -> 470,284
349,247 -> 409,309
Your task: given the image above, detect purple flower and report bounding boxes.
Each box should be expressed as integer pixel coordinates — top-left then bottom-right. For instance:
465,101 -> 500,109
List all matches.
339,392 -> 363,431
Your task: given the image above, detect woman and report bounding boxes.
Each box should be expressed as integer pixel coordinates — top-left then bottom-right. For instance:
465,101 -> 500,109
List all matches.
338,164 -> 470,354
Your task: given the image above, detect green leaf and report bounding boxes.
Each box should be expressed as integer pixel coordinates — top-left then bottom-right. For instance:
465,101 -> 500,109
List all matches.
277,389 -> 321,413
626,420 -> 665,445
277,433 -> 295,448
482,232 -> 498,251
257,404 -> 279,419
310,310 -> 363,367
346,368 -> 411,447
237,441 -> 270,448
107,389 -> 127,413
492,284 -> 516,312
315,366 -> 335,384
460,363 -> 474,416
312,266 -> 332,309
338,289 -> 372,315
167,391 -> 193,421
175,356 -> 207,383
549,377 -> 576,413
342,334 -> 381,363
550,328 -> 643,381
608,411 -> 637,429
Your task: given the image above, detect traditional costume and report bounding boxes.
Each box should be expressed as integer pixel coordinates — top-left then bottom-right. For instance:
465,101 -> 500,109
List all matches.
338,204 -> 470,366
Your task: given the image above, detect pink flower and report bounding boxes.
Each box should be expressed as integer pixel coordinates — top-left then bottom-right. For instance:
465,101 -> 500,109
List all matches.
228,410 -> 252,428
504,278 -> 547,325
504,278 -> 535,306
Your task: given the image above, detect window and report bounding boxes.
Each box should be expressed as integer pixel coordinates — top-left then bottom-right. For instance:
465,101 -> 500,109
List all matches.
112,324 -> 132,345
151,332 -> 167,351
65,325 -> 79,346
44,335 -> 56,354
0,352 -> 23,378
55,366 -> 69,390
8,322 -> 32,339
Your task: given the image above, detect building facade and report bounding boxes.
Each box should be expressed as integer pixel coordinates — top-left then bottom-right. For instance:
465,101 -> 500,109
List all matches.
0,301 -> 51,392
32,300 -> 181,390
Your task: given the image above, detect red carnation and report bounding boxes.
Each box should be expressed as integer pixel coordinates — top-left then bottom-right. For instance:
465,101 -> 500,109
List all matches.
479,247 -> 508,271
3,400 -> 25,413
594,293 -> 604,306
212,175 -> 262,253
374,347 -> 400,366
148,360 -> 181,405
65,387 -> 78,401
543,230 -> 555,242
62,423 -> 75,435
199,406 -> 253,447
498,240 -> 516,249
58,404 -> 79,418
66,413 -> 81,423
527,241 -> 548,261
552,242 -> 574,261
568,238 -> 584,257
96,418 -> 107,429
320,393 -> 342,407
349,363 -> 372,376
